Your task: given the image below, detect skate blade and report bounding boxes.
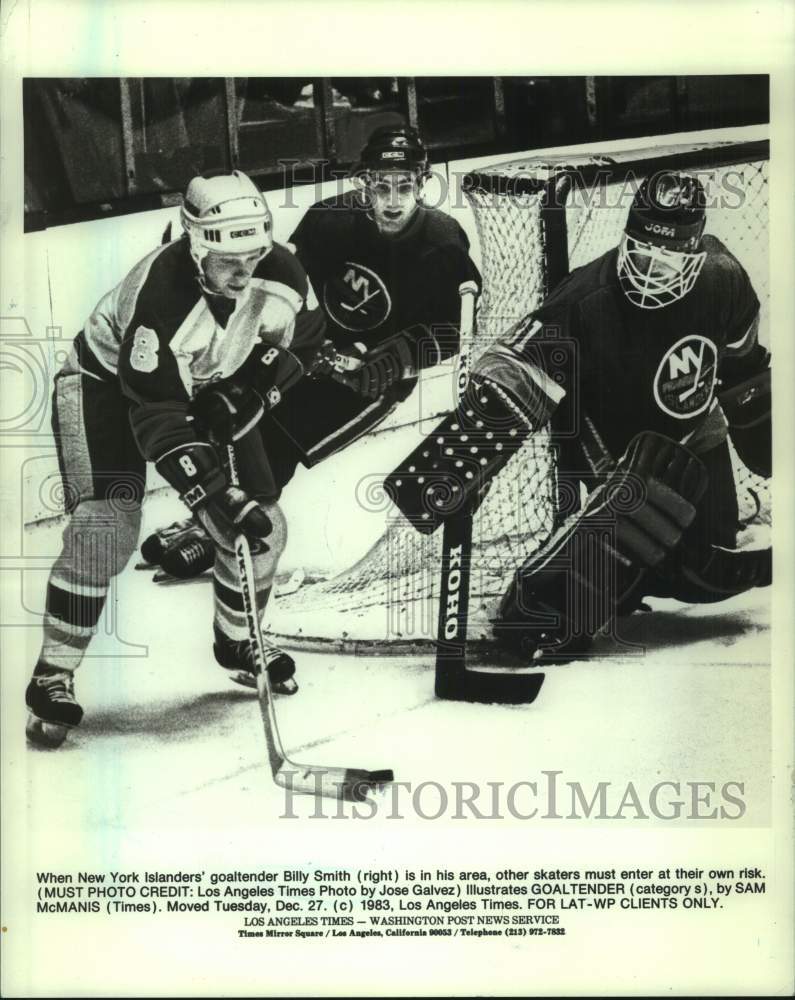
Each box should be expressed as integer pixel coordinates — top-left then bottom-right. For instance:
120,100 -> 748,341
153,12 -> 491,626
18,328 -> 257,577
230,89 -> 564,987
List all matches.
224,668 -> 258,690
26,713 -> 72,749
224,669 -> 298,696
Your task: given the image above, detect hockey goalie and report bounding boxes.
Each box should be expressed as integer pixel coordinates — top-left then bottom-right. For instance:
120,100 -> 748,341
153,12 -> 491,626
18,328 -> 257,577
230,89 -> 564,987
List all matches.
387,170 -> 771,664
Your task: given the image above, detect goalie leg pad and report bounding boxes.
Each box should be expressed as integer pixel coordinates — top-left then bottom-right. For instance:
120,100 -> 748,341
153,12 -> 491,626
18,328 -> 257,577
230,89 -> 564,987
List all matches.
493,432 -> 708,659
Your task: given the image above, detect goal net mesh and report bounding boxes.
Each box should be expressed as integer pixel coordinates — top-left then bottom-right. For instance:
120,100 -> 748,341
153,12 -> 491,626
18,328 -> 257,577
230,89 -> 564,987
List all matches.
268,139 -> 770,649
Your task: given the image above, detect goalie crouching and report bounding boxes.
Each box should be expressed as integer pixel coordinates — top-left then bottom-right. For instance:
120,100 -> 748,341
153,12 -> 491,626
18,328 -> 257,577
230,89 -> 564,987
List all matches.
387,171 -> 771,663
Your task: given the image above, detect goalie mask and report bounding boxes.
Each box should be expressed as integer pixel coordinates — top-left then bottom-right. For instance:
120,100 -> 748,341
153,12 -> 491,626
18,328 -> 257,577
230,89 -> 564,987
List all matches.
354,126 -> 430,235
181,171 -> 273,270
617,172 -> 707,309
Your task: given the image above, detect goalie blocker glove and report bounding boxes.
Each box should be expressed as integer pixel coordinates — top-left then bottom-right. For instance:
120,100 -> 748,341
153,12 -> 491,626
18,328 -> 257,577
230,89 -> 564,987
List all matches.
493,432 -> 709,662
384,332 -> 569,531
385,375 -> 543,532
155,442 -> 272,548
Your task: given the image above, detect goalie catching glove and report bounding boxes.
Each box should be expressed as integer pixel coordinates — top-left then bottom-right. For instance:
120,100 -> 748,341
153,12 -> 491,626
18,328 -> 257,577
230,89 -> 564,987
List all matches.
493,432 -> 709,662
155,442 -> 272,549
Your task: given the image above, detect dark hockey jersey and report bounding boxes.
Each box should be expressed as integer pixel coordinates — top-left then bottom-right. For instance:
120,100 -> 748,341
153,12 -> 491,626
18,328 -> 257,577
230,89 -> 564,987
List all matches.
70,237 -> 325,462
487,234 -> 764,463
289,191 -> 481,368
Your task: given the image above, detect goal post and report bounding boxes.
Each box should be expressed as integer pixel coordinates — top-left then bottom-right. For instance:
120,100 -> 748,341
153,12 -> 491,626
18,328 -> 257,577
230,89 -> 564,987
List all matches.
266,134 -> 770,651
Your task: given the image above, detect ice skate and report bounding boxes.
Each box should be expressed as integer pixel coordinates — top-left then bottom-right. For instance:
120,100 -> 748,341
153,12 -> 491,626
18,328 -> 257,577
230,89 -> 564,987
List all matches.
25,665 -> 84,748
213,626 -> 298,695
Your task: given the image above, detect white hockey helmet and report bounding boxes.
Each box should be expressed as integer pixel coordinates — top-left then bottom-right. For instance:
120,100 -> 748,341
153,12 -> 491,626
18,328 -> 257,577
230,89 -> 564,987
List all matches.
181,171 -> 273,268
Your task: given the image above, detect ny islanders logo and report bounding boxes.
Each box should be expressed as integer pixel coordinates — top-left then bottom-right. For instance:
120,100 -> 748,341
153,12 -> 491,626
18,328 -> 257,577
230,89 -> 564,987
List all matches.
323,262 -> 392,332
653,334 -> 718,419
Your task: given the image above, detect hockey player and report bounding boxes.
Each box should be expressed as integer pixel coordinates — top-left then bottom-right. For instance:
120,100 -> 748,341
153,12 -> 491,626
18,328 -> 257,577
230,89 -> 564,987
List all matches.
387,171 -> 771,661
26,170 -> 325,747
266,123 -> 481,475
144,125 -> 481,571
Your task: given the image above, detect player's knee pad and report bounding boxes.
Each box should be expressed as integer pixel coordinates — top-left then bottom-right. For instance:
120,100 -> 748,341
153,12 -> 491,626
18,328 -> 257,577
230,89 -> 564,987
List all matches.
60,500 -> 142,583
493,432 -> 708,660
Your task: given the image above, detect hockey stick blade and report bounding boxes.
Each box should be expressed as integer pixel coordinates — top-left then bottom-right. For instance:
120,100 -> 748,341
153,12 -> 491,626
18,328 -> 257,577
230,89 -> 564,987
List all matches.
435,507 -> 545,705
436,668 -> 544,705
274,764 -> 395,803
255,673 -> 394,803
238,532 -> 394,804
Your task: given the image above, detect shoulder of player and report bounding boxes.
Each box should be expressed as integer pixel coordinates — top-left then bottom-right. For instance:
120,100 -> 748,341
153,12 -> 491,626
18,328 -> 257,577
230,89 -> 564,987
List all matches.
255,242 -> 310,298
541,249 -> 617,313
416,206 -> 470,251
123,239 -> 201,339
700,233 -> 747,277
292,191 -> 362,234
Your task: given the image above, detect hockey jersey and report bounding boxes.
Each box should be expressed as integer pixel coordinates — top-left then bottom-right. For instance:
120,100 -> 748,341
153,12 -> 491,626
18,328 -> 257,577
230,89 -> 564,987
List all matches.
289,190 -> 481,371
484,235 -> 765,464
71,237 -> 325,462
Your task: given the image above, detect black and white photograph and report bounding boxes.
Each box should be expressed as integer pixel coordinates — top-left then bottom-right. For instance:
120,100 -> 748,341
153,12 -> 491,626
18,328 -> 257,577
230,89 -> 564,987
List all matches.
1,1 -> 793,996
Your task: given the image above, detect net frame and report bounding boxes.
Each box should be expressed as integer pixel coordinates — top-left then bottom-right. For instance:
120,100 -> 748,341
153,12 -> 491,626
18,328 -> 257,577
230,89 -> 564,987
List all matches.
267,136 -> 770,651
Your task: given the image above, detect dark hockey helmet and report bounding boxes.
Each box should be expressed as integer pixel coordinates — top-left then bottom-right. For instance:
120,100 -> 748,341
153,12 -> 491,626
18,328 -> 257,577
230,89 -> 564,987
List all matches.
357,125 -> 430,178
618,172 -> 708,309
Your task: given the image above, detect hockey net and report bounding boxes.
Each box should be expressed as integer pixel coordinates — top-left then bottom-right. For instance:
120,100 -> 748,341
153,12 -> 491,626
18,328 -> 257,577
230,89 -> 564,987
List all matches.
267,136 -> 770,650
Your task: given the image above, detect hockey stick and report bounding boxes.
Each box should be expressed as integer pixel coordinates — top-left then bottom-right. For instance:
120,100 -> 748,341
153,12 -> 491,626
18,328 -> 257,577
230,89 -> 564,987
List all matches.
434,282 -> 545,704
227,445 -> 393,802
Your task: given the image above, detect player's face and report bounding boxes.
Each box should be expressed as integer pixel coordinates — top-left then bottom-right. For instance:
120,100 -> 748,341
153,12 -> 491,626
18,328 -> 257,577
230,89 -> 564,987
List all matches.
367,171 -> 421,235
202,249 -> 269,298
617,235 -> 706,309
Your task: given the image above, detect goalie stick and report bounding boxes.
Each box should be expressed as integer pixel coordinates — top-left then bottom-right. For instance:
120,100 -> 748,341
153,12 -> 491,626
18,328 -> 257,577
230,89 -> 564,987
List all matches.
435,282 -> 545,704
227,446 -> 393,802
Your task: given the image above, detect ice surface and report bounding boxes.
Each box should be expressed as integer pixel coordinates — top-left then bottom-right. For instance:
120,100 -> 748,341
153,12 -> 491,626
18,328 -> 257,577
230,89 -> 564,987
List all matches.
7,493 -> 772,836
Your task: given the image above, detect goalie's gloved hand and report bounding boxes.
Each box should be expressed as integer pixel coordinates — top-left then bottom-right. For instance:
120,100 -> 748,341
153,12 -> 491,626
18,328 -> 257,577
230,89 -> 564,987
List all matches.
189,380 -> 264,446
208,487 -> 273,546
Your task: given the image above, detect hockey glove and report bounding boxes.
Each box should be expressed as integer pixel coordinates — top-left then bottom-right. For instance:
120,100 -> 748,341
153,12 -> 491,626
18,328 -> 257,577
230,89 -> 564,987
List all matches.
357,352 -> 401,399
493,432 -> 709,661
154,442 -> 272,548
349,334 -> 417,399
205,487 -> 272,547
189,381 -> 264,446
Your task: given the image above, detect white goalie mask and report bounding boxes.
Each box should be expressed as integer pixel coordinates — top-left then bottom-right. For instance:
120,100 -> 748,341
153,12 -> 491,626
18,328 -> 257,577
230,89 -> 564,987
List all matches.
181,171 -> 273,269
617,172 -> 707,310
